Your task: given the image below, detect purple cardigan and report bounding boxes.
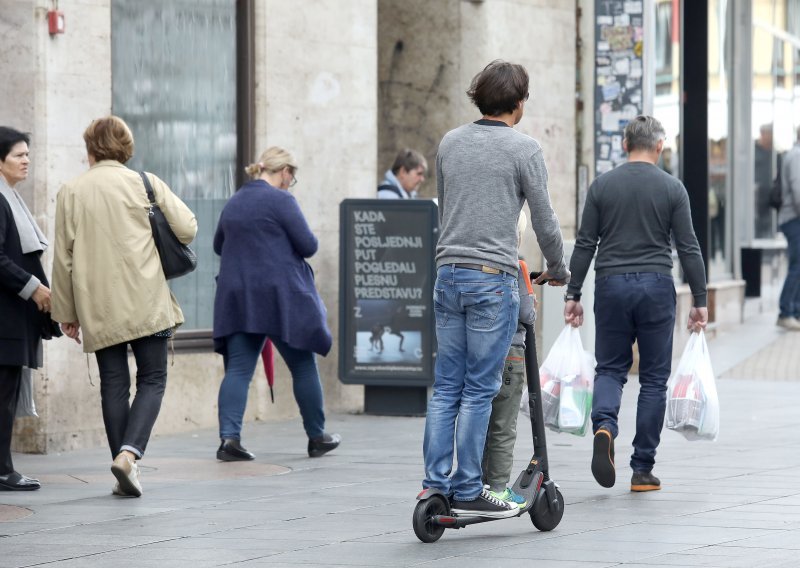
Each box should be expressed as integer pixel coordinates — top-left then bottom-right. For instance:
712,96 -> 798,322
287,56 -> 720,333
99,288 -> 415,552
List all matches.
212,180 -> 332,356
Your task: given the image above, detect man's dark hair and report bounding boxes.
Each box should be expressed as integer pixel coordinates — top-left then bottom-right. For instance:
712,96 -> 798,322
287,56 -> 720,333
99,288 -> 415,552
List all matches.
391,148 -> 427,174
623,115 -> 666,153
467,60 -> 529,117
0,127 -> 30,162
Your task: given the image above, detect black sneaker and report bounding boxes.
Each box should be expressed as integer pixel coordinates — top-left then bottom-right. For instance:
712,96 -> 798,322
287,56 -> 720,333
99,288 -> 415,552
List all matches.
631,471 -> 661,492
308,433 -> 341,457
450,488 -> 519,519
217,439 -> 255,461
591,427 -> 615,488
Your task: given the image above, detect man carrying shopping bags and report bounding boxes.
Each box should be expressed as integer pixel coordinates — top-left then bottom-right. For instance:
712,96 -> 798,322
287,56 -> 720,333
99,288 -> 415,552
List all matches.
564,115 -> 708,492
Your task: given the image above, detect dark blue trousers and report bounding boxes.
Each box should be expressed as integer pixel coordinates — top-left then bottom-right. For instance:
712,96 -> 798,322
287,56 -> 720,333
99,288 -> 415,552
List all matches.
592,272 -> 676,473
779,217 -> 800,319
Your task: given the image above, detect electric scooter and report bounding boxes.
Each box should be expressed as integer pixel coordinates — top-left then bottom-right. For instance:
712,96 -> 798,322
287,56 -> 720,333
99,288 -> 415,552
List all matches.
412,321 -> 565,543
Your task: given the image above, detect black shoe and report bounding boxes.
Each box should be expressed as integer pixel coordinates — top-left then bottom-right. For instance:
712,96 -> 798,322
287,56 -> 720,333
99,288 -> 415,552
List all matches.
217,439 -> 255,461
451,488 -> 519,519
308,433 -> 341,457
631,471 -> 661,492
591,427 -> 616,488
0,471 -> 41,491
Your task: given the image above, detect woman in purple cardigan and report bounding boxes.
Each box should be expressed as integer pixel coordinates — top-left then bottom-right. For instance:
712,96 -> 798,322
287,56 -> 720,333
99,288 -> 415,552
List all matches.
212,147 -> 340,461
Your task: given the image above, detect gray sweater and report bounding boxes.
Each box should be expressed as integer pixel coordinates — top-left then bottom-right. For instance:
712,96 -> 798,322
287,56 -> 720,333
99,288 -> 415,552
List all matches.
567,161 -> 707,307
435,121 -> 568,279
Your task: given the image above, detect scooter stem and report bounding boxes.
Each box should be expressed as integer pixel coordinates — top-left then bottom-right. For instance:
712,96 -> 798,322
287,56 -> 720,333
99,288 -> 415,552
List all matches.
523,323 -> 550,478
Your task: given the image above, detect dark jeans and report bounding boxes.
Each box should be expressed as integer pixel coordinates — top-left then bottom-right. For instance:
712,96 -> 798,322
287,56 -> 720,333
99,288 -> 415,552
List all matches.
0,366 -> 22,474
779,217 -> 800,319
592,272 -> 676,473
95,335 -> 168,459
218,333 -> 326,441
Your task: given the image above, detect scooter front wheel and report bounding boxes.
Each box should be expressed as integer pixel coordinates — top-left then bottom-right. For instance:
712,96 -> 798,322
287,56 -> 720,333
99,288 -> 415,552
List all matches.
530,487 -> 564,531
413,495 -> 449,543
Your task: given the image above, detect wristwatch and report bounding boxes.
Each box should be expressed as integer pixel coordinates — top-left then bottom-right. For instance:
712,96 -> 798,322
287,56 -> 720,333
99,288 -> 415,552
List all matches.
564,292 -> 582,302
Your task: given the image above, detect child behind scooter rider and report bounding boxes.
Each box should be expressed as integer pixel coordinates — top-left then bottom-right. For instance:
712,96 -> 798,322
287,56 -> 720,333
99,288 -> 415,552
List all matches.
482,211 -> 536,507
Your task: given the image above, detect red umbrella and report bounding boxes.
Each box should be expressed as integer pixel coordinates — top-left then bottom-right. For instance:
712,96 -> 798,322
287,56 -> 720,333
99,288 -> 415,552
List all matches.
261,339 -> 275,403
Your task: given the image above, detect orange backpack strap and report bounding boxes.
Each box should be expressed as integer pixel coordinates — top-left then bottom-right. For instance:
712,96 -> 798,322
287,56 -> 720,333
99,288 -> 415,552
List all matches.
518,259 -> 534,294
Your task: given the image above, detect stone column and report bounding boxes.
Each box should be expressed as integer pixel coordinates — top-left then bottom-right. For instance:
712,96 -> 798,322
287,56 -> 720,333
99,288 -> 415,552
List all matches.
378,0 -> 578,258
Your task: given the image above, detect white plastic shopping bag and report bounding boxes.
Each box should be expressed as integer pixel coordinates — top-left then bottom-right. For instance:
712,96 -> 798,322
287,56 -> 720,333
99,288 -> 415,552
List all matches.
15,367 -> 38,418
521,325 -> 596,436
665,330 -> 719,441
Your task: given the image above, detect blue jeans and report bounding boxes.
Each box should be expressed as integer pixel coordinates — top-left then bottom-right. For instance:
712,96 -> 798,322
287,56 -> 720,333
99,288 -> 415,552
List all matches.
218,333 -> 326,440
423,265 -> 519,501
592,272 -> 676,473
779,217 -> 800,319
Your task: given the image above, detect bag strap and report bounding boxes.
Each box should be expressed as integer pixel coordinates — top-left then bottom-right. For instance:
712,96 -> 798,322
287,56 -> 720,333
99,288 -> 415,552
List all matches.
377,183 -> 405,198
139,171 -> 156,204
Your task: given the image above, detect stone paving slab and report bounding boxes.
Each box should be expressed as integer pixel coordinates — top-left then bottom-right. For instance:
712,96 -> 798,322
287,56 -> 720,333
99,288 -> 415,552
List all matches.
2,318 -> 800,567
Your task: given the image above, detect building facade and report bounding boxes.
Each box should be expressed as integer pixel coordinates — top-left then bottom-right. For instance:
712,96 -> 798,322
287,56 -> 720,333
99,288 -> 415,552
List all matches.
8,0 -> 788,455
3,0 -> 578,453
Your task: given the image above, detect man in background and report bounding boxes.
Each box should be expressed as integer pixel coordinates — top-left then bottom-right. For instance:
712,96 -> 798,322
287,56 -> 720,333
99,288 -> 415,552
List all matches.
377,148 -> 427,199
755,124 -> 775,238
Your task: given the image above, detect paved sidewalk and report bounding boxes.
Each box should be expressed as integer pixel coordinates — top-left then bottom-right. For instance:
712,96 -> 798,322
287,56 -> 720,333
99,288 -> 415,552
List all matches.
1,315 -> 799,568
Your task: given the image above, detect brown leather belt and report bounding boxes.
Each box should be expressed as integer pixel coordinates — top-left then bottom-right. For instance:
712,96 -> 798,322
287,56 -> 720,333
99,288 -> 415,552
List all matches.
452,263 -> 502,275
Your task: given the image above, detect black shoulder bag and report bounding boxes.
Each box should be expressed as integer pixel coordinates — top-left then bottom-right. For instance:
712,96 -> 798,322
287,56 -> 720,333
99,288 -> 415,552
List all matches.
139,171 -> 197,280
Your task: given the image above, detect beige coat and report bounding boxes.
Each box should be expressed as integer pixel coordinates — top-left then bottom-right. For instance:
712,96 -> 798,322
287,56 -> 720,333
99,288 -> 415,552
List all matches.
52,160 -> 197,353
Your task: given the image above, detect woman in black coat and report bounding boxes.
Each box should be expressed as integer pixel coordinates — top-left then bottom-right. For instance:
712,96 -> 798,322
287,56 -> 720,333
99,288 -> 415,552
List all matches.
0,127 -> 57,491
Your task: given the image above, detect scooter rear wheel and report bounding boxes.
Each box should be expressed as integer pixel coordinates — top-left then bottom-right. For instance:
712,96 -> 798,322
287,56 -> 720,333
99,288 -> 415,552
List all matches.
413,495 -> 449,543
529,487 -> 564,531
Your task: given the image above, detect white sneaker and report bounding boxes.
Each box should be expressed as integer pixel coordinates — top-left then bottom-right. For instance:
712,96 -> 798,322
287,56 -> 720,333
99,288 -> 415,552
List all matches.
112,481 -> 126,496
111,454 -> 142,497
777,317 -> 800,331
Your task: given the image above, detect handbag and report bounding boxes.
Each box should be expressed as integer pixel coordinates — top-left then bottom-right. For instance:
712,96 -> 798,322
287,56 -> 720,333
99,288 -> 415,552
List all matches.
139,172 -> 197,279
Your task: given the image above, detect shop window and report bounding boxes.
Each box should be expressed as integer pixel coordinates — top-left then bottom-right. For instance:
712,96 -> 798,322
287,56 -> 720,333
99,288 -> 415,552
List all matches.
708,0 -> 730,278
654,0 -> 681,177
111,0 -> 237,330
751,1 -> 800,241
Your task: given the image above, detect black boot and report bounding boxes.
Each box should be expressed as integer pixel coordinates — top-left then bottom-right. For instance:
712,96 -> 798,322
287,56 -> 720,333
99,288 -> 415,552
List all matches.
307,433 -> 341,457
216,439 -> 255,461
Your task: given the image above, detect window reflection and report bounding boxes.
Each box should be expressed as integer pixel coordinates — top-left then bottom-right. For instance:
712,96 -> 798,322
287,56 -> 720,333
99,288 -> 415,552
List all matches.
708,0 -> 730,278
751,1 -> 800,241
654,0 -> 680,178
111,0 -> 237,329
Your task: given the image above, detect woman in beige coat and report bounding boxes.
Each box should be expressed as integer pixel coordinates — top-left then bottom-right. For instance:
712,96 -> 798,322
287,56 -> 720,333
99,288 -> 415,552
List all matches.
52,116 -> 197,497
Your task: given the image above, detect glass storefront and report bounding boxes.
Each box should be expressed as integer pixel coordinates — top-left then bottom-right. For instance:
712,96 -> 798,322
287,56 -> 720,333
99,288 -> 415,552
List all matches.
752,0 -> 800,241
654,0 -> 681,177
651,0 -> 800,288
708,0 -> 731,279
111,0 -> 238,330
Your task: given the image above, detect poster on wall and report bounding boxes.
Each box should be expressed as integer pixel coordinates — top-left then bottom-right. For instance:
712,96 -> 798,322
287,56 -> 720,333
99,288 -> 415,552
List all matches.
338,199 -> 438,387
595,0 -> 645,176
